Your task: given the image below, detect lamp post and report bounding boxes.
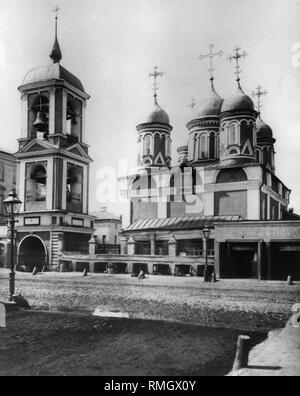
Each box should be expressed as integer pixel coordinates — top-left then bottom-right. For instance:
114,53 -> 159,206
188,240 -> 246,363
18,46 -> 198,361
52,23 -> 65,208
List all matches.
202,226 -> 211,283
3,188 -> 22,302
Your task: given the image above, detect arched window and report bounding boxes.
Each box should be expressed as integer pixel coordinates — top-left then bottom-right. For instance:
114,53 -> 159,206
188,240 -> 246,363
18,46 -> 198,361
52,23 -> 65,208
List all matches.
228,148 -> 239,155
229,123 -> 238,145
144,135 -> 152,156
67,164 -> 83,213
25,163 -> 47,210
215,134 -> 220,158
263,147 -> 269,165
209,133 -> 215,159
154,134 -> 166,161
255,149 -> 261,163
216,168 -> 247,184
249,121 -> 254,144
271,150 -> 275,170
188,135 -> 194,162
30,94 -> 49,138
194,136 -> 199,160
166,136 -> 171,157
199,134 -> 207,159
0,165 -> 4,182
138,137 -> 143,165
66,95 -> 82,140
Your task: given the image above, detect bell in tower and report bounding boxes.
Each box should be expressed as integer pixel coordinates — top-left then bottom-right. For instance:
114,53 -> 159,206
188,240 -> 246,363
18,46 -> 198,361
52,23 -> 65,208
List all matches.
33,111 -> 48,133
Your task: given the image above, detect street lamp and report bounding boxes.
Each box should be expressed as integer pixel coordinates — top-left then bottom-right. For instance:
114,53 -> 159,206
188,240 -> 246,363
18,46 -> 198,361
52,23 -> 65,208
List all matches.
3,188 -> 22,302
202,226 -> 211,282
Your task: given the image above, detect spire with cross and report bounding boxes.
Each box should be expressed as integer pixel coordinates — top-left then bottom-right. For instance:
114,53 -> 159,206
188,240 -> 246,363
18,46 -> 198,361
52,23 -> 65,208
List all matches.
50,5 -> 62,64
187,97 -> 196,110
53,5 -> 60,38
228,46 -> 248,83
199,43 -> 224,85
149,66 -> 164,103
253,85 -> 268,113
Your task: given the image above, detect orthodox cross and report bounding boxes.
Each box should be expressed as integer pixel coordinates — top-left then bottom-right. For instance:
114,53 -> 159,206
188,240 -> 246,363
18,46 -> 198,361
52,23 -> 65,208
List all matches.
199,44 -> 223,81
228,46 -> 248,81
253,85 -> 268,113
53,5 -> 60,19
149,66 -> 164,100
187,98 -> 196,109
53,5 -> 60,35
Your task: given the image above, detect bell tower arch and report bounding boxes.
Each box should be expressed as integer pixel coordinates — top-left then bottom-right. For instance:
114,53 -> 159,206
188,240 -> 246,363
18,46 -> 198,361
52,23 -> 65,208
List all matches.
15,9 -> 94,271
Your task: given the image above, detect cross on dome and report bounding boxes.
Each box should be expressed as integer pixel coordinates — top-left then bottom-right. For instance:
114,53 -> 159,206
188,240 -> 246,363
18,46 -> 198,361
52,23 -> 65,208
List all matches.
228,46 -> 248,83
149,66 -> 164,103
50,5 -> 62,64
253,85 -> 268,113
187,98 -> 196,109
199,43 -> 224,83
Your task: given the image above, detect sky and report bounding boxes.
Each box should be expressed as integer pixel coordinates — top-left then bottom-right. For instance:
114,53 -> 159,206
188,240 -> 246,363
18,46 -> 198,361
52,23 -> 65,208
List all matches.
0,0 -> 300,216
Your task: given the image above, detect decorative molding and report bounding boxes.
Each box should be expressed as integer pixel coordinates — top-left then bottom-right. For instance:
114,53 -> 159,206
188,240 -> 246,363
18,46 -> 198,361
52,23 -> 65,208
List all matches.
24,216 -> 41,226
154,152 -> 166,166
242,139 -> 254,156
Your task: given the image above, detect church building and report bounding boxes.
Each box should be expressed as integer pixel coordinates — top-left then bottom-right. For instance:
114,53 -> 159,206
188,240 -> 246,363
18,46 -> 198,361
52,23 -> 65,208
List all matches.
120,46 -> 300,281
14,12 -> 94,271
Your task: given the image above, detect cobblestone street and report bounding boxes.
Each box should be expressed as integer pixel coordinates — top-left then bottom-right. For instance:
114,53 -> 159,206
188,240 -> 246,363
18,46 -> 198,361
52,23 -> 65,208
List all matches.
0,270 -> 299,331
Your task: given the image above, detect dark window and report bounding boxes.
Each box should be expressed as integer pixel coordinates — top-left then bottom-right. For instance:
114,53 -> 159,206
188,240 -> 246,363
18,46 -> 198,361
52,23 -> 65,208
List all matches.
209,133 -> 215,159
67,164 -> 83,213
0,194 -> 3,215
0,165 -> 4,182
135,241 -> 151,255
66,95 -> 82,140
177,239 -> 203,256
216,168 -> 247,184
272,177 -> 279,194
155,241 -> 169,256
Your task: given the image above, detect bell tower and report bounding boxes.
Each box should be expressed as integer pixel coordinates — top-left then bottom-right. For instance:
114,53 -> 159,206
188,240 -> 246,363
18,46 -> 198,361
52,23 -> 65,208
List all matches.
14,9 -> 94,272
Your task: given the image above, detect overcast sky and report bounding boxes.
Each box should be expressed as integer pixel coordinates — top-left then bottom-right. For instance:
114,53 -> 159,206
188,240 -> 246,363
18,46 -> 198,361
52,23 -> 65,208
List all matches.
0,0 -> 300,216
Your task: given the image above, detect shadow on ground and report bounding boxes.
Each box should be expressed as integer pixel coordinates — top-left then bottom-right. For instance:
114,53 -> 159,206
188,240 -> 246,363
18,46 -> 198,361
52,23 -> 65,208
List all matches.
0,310 -> 267,377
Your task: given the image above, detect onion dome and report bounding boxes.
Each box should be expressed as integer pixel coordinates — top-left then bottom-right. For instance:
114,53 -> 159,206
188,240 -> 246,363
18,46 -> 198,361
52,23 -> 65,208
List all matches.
143,96 -> 170,125
50,38 -> 62,64
196,80 -> 224,117
222,81 -> 254,113
256,114 -> 273,139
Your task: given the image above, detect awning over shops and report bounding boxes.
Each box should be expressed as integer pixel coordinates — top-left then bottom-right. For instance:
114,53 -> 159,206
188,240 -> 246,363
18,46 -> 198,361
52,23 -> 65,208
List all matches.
124,215 -> 243,232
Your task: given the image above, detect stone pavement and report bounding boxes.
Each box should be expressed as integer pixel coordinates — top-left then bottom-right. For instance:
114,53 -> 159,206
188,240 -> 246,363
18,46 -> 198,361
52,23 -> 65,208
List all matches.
229,319 -> 300,376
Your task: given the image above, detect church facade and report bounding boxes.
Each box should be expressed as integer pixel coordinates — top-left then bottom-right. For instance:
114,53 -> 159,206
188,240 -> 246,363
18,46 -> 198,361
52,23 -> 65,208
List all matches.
14,16 -> 94,271
120,48 -> 300,281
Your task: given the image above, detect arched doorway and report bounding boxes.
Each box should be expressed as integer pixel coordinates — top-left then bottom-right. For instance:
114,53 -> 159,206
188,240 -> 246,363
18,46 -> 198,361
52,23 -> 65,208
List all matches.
18,236 -> 47,272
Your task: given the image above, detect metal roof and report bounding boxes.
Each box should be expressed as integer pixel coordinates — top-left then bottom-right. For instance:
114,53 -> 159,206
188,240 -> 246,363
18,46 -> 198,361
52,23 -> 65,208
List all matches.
124,215 -> 243,232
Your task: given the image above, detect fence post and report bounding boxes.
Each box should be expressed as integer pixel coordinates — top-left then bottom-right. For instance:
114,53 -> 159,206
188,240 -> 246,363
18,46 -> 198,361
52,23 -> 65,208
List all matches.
233,335 -> 251,371
168,235 -> 177,257
127,235 -> 135,256
120,237 -> 128,255
57,233 -> 64,258
89,235 -> 97,258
